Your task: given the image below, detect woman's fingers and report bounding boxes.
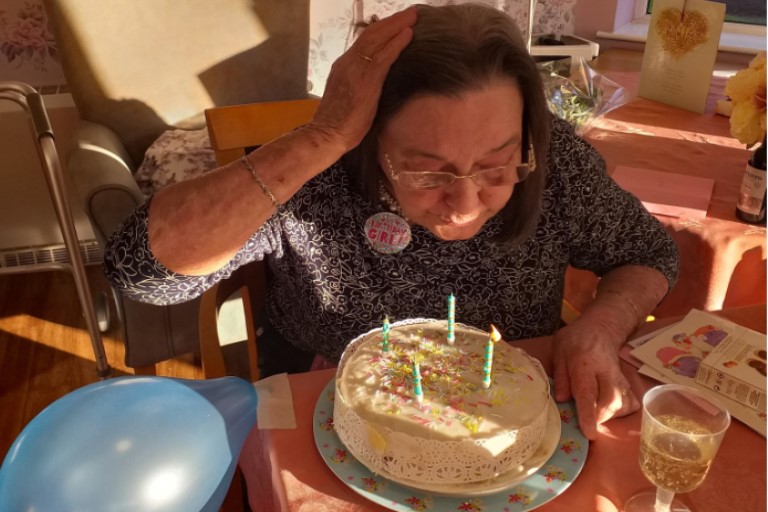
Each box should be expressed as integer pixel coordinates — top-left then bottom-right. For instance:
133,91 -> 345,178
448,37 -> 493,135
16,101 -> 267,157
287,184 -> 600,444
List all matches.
310,7 -> 417,151
570,370 -> 599,441
554,329 -> 640,441
570,368 -> 638,441
351,7 -> 417,59
552,350 -> 573,403
595,373 -> 640,425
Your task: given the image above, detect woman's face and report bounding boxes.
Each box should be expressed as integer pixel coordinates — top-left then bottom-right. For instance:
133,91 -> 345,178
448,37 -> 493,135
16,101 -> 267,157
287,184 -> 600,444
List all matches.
378,77 -> 524,241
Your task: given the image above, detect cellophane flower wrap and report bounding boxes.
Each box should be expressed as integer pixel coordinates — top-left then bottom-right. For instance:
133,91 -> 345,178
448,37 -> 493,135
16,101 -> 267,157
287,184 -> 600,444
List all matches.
539,57 -> 628,135
724,51 -> 767,147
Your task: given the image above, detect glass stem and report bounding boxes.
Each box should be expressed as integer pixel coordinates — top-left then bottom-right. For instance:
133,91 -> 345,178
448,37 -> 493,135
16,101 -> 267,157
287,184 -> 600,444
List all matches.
654,487 -> 675,512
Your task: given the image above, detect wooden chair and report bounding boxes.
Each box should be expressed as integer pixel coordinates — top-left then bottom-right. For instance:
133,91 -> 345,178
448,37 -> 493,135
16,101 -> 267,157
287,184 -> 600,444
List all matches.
199,99 -> 320,382
199,99 -> 319,512
205,99 -> 321,167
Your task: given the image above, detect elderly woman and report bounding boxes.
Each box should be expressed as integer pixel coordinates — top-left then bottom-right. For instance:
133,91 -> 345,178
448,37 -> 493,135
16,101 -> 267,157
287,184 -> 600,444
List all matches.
104,4 -> 678,440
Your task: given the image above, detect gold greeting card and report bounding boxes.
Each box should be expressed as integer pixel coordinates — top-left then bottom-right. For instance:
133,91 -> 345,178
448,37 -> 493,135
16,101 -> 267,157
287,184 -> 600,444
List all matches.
639,0 -> 726,113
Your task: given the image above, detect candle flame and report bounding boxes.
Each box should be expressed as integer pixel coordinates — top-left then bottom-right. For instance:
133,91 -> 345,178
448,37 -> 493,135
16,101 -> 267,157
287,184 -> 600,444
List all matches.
489,325 -> 501,342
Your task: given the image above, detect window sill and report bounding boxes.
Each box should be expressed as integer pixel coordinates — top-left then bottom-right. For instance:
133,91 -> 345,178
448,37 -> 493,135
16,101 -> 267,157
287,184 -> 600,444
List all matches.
597,20 -> 766,55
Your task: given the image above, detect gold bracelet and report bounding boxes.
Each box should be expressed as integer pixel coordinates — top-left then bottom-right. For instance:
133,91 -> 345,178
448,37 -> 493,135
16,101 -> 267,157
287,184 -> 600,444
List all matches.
241,156 -> 280,208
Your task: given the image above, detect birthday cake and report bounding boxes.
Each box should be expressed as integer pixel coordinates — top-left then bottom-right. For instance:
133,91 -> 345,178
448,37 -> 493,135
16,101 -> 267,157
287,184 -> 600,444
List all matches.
333,319 -> 551,486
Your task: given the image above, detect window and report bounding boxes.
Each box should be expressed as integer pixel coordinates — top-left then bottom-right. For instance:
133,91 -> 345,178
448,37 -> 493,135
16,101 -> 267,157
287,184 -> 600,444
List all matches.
647,0 -> 766,26
596,0 -> 766,54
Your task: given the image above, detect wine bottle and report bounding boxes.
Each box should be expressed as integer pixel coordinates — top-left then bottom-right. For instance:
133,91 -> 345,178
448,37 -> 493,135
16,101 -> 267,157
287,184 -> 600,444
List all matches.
736,135 -> 767,224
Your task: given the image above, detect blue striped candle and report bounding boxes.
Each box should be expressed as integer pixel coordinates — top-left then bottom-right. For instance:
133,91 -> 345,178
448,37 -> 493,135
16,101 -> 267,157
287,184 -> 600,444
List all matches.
482,325 -> 501,389
447,293 -> 456,344
382,315 -> 391,353
412,354 -> 424,403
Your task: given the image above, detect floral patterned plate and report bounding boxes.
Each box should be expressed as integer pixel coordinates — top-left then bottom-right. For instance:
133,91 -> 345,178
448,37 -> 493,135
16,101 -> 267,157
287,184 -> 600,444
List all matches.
313,379 -> 588,511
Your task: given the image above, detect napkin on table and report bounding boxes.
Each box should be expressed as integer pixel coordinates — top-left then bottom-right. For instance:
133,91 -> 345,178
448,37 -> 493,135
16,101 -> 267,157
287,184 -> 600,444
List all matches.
252,373 -> 297,429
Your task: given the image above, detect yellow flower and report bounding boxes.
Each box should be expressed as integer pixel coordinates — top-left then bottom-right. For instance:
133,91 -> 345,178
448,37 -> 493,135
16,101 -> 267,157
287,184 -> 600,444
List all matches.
725,51 -> 767,146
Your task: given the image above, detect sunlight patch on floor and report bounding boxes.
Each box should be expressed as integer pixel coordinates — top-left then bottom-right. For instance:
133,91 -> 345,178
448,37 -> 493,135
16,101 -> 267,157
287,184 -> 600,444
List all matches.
0,313 -> 121,356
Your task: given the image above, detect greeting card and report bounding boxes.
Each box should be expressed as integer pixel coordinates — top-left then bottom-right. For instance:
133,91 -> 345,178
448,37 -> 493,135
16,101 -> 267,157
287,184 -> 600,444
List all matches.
629,309 -> 767,436
638,0 -> 726,113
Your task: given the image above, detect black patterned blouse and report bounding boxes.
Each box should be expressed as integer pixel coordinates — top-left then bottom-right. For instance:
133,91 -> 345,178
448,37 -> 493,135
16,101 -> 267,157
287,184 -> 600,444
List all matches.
104,120 -> 679,362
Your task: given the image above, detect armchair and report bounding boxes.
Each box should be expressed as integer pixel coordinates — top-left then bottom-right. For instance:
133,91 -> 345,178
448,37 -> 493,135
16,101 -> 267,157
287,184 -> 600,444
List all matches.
43,0 -> 309,373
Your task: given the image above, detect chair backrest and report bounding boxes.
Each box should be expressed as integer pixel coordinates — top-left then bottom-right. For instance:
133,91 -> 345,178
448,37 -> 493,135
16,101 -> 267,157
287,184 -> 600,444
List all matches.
43,0 -> 310,166
199,99 -> 319,381
205,99 -> 320,165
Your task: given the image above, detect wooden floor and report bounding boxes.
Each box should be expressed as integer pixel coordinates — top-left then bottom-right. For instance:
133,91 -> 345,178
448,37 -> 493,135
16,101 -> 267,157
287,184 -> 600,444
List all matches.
0,265 -> 204,460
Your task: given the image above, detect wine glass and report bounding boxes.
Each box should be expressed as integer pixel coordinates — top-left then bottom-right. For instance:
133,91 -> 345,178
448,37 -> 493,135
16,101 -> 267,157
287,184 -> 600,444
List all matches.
624,384 -> 731,512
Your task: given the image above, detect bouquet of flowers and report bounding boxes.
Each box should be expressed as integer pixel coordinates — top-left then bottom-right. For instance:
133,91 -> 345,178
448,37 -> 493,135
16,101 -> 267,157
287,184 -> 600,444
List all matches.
724,52 -> 767,147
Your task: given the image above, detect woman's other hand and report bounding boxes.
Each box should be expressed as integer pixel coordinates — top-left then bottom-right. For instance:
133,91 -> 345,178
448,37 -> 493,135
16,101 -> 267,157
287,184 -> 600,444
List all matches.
552,322 -> 640,441
309,7 -> 417,152
552,266 -> 670,440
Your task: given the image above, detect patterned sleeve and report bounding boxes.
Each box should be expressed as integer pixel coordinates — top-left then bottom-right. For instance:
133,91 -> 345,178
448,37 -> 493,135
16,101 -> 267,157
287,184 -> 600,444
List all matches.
550,120 -> 680,288
102,199 -> 284,306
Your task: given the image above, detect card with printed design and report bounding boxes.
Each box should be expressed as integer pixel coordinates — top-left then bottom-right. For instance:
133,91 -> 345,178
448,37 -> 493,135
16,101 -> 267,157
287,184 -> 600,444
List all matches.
630,309 -> 767,437
639,0 -> 726,113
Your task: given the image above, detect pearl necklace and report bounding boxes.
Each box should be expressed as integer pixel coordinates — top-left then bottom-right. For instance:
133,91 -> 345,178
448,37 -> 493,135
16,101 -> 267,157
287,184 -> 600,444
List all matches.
378,183 -> 410,222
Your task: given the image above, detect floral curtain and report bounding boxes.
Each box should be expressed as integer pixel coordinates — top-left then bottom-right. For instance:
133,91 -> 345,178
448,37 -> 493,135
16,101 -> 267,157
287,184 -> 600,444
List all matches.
309,0 -> 577,95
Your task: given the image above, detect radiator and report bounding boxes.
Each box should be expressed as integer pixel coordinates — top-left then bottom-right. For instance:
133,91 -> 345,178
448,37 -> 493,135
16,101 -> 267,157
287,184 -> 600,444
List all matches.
0,240 -> 102,269
0,87 -> 99,268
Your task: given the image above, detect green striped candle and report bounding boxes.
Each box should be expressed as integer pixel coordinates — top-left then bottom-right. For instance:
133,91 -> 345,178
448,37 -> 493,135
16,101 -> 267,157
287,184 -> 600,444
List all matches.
412,354 -> 424,403
482,325 -> 501,389
447,293 -> 456,344
382,315 -> 391,353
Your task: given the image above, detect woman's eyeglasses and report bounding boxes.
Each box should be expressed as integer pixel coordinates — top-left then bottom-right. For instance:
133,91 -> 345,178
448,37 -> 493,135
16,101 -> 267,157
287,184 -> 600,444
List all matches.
383,148 -> 535,191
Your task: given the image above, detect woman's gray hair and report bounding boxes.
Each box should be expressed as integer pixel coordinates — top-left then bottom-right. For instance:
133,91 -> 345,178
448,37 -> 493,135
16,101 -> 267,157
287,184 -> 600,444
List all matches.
344,2 -> 550,246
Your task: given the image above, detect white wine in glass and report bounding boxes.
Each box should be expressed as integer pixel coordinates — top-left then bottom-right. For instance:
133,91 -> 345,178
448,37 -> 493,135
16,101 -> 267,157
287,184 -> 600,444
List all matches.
625,384 -> 731,512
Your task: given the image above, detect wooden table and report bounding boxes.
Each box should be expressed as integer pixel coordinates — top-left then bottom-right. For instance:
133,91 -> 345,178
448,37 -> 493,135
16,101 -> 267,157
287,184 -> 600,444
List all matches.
238,304 -> 766,512
564,49 -> 766,319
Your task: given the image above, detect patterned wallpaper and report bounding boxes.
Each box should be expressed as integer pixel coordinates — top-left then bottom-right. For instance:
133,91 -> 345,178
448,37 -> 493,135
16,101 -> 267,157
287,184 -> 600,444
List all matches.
0,0 -> 576,94
309,0 -> 577,95
0,0 -> 65,88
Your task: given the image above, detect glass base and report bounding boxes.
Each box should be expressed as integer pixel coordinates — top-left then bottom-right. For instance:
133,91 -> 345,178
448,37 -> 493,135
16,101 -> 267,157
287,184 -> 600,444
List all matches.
625,491 -> 691,512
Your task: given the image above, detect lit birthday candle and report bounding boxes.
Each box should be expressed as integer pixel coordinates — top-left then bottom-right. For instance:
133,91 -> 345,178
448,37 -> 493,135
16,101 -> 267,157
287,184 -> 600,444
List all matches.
412,354 -> 424,403
382,315 -> 391,353
482,325 -> 501,389
447,293 -> 456,344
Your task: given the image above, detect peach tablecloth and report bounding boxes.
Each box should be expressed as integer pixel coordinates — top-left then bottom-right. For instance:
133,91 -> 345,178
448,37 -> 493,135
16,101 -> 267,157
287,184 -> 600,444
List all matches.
239,304 -> 767,512
564,50 -> 766,318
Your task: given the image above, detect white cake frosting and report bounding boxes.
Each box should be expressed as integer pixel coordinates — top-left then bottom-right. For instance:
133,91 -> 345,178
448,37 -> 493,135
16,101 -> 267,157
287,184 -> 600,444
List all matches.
333,319 -> 550,486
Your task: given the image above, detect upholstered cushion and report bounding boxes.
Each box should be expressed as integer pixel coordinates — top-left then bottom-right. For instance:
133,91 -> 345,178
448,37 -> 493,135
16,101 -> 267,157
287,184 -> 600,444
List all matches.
134,129 -> 217,195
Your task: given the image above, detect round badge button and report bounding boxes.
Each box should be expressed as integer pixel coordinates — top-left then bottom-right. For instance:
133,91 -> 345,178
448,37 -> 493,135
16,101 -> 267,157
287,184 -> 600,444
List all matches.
364,212 -> 411,254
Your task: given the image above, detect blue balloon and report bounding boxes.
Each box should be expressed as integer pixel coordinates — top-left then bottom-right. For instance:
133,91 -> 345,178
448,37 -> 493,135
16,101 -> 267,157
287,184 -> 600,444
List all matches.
0,376 -> 258,512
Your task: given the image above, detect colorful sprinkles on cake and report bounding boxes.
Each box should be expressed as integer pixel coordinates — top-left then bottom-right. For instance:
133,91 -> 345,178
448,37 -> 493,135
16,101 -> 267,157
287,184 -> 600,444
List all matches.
363,322 -> 541,434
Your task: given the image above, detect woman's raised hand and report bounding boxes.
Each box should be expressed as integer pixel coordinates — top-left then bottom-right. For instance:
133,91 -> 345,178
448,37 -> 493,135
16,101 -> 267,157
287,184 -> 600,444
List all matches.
308,7 -> 417,152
